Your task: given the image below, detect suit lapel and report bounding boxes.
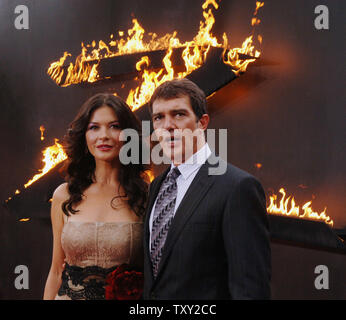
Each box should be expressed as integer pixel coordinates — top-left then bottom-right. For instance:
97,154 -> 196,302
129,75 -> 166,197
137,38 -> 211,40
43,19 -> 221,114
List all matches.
154,154 -> 219,281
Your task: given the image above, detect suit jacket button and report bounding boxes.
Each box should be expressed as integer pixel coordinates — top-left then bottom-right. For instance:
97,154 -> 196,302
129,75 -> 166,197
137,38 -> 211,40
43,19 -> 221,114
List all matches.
151,292 -> 156,299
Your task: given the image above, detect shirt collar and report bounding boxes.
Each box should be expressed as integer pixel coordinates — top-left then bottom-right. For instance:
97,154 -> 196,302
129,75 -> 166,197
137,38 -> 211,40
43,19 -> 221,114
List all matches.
170,143 -> 212,180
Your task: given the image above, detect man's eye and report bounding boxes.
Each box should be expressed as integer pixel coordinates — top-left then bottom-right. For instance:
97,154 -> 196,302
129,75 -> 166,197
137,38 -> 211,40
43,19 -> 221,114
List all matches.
176,113 -> 184,118
154,116 -> 162,121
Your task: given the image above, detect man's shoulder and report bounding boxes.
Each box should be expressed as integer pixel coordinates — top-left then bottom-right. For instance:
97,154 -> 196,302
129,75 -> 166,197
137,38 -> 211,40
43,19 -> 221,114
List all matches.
225,162 -> 254,180
208,160 -> 265,206
210,157 -> 261,187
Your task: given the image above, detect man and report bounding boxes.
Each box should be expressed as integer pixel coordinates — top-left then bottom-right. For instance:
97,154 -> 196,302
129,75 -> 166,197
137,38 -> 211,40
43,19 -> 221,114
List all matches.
143,78 -> 271,299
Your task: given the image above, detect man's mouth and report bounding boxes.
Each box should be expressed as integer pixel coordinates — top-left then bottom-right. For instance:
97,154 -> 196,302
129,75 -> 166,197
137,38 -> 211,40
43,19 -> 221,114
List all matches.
164,136 -> 181,143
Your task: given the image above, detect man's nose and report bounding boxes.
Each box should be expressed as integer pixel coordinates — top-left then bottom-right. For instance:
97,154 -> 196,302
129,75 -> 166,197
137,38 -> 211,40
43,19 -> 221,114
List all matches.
162,116 -> 176,131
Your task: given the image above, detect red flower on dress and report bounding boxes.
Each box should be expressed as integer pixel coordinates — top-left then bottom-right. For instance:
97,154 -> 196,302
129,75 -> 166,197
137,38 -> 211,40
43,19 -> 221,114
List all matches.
105,264 -> 144,300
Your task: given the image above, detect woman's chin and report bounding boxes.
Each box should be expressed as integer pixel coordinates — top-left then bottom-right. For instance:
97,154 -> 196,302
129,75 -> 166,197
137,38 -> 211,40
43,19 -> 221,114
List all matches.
93,153 -> 119,163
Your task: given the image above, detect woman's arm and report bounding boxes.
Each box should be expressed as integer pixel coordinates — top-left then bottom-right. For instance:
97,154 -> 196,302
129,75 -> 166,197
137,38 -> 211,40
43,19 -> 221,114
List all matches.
43,183 -> 68,300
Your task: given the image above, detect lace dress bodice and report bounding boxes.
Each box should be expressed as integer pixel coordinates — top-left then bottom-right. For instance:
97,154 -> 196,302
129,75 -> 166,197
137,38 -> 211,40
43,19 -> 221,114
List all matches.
55,220 -> 143,300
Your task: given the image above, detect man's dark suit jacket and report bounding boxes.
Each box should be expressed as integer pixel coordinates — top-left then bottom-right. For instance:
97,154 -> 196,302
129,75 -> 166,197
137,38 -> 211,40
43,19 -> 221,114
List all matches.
143,154 -> 271,299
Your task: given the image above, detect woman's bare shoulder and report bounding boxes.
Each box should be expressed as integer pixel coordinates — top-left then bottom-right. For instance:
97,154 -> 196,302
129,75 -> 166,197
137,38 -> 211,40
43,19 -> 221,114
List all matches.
50,183 -> 70,224
52,183 -> 69,202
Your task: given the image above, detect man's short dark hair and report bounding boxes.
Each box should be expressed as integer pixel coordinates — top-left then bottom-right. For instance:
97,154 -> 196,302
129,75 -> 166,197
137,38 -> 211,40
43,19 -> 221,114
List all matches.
148,78 -> 208,120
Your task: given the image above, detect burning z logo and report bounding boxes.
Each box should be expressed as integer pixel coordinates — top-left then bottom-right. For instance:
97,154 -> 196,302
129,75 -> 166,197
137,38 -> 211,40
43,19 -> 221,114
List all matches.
14,5 -> 29,30
314,5 -> 329,30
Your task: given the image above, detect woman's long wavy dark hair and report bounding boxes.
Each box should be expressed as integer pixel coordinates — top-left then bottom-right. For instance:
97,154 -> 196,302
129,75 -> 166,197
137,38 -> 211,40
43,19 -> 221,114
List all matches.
61,93 -> 149,217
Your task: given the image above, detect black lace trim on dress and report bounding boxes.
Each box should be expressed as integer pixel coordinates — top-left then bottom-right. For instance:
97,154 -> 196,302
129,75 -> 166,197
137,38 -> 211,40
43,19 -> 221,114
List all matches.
57,263 -> 118,300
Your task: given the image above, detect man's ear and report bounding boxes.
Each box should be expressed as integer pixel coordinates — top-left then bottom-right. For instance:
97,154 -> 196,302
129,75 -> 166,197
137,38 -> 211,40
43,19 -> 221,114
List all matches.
198,114 -> 210,131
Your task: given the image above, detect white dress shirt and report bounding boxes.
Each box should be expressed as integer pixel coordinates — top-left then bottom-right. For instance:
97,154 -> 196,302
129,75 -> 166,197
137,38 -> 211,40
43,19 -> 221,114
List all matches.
149,143 -> 212,244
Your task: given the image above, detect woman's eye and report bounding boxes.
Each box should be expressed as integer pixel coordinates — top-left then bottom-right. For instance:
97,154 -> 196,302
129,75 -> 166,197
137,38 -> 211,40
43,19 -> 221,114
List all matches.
88,125 -> 98,130
110,124 -> 120,129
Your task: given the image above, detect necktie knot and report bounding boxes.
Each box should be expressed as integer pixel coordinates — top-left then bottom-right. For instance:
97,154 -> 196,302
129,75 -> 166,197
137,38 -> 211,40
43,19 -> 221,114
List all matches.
168,167 -> 181,181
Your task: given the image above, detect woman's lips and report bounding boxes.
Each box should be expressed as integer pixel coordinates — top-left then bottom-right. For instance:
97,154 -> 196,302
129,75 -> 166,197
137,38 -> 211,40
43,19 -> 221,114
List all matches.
97,145 -> 113,151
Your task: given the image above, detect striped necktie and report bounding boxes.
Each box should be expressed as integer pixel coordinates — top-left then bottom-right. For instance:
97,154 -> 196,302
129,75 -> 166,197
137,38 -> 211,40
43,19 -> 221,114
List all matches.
150,167 -> 181,278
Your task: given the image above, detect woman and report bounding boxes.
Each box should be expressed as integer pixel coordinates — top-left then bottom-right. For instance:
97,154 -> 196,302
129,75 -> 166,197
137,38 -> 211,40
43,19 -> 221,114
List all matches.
43,93 -> 148,300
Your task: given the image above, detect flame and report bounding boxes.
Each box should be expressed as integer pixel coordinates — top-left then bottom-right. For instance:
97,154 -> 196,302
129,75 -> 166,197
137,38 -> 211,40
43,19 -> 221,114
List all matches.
127,0 -> 263,109
223,1 -> 263,74
47,51 -> 71,85
144,170 -> 155,183
254,163 -> 262,169
141,169 -> 155,183
257,34 -> 263,44
40,125 -> 45,141
127,46 -> 179,110
135,56 -> 150,71
19,218 -> 30,222
47,0 -> 264,110
267,188 -> 333,226
251,17 -> 261,26
222,34 -> 261,75
47,19 -> 182,87
254,1 -> 264,15
24,139 -> 67,188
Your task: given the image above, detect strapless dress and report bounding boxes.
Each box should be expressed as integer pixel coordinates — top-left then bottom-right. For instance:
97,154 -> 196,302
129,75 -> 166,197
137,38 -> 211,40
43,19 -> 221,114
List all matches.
55,220 -> 143,300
